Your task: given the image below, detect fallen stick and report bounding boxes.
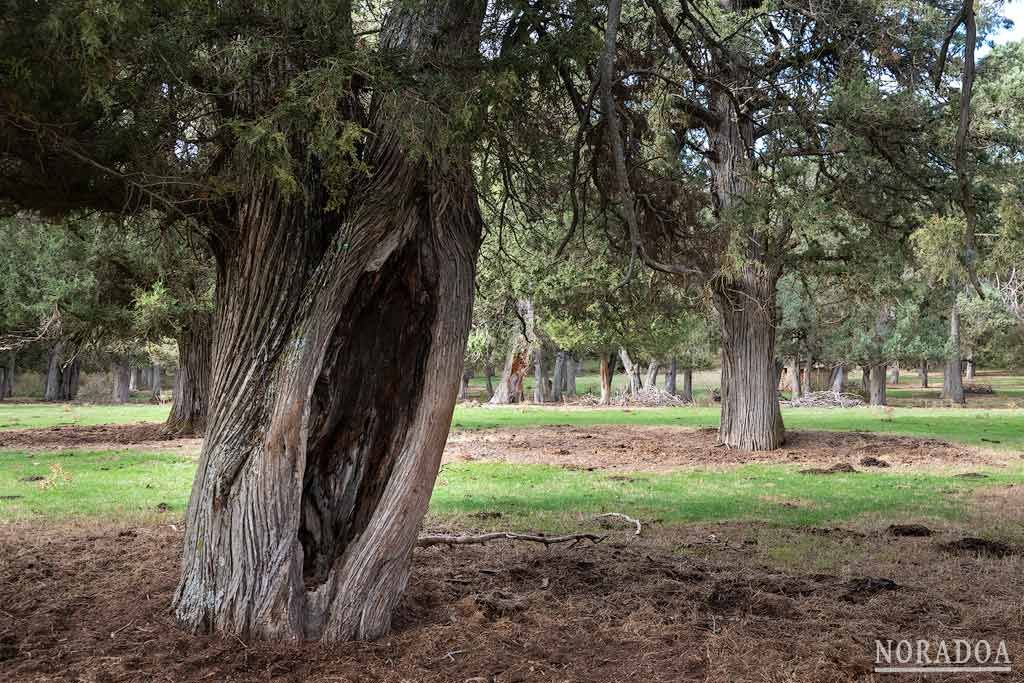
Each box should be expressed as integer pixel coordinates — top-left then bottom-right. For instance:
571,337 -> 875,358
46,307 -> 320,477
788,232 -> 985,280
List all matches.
417,532 -> 604,548
594,512 -> 642,536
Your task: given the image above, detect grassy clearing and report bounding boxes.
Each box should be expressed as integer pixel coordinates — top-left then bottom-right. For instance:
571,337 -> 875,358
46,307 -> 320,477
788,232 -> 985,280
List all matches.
0,403 -> 170,429
3,450 -> 1022,531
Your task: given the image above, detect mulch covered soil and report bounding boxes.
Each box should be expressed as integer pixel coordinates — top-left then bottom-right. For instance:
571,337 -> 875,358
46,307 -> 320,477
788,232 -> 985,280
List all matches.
2,521 -> 1022,682
444,425 -> 1017,472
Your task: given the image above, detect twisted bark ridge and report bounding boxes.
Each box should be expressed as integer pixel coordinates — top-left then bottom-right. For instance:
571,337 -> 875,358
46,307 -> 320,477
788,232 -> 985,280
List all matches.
164,314 -> 212,436
173,1 -> 486,642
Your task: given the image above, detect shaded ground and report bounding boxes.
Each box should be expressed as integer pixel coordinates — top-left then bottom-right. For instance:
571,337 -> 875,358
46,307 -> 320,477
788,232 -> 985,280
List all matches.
444,425 -> 1020,472
0,423 -> 202,456
1,520 -> 1021,682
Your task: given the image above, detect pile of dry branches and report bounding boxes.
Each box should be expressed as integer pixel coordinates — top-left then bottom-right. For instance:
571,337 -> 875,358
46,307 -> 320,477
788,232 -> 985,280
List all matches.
782,391 -> 866,408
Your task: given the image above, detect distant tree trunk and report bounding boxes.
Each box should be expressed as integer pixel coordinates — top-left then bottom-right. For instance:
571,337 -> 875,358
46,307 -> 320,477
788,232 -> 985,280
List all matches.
618,348 -> 641,398
665,357 -> 677,395
829,365 -> 847,393
943,302 -> 966,405
0,366 -> 7,401
5,352 -> 14,398
644,361 -> 660,390
565,355 -> 577,396
551,351 -> 565,402
861,365 -> 871,391
802,357 -> 813,396
129,365 -> 140,392
680,367 -> 694,403
458,368 -> 472,401
965,355 -> 975,380
62,359 -> 80,400
490,300 -> 533,405
919,358 -> 929,388
889,362 -> 900,385
483,363 -> 494,399
599,352 -> 614,405
869,364 -> 887,406
165,313 -> 213,435
112,358 -> 131,404
786,357 -> 802,396
43,342 -> 65,401
533,345 -> 546,403
150,363 -> 163,402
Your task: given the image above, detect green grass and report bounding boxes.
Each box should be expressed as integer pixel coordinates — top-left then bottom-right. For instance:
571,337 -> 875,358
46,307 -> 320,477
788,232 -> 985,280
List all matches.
0,403 -> 170,429
0,450 -> 194,519
3,450 -> 1021,529
452,405 -> 1024,451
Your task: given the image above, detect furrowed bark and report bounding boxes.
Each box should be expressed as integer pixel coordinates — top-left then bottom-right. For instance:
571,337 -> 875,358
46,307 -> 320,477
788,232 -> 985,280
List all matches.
869,364 -> 887,406
490,300 -> 533,405
43,342 -> 65,401
830,365 -> 847,393
551,350 -> 565,402
619,348 -> 641,398
665,357 -> 677,395
599,352 -> 614,405
786,357 -> 802,396
713,267 -> 785,450
165,314 -> 212,436
112,357 -> 131,404
680,367 -> 693,403
645,361 -> 659,390
173,0 -> 486,642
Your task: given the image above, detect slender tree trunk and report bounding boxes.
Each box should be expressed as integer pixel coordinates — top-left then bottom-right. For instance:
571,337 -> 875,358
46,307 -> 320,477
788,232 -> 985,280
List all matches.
551,351 -> 565,402
129,365 -> 140,392
889,362 -> 900,386
802,357 -> 813,396
62,359 -> 80,401
920,358 -> 929,388
786,357 -> 802,396
151,363 -> 163,402
490,300 -> 533,405
713,268 -> 785,450
483,363 -> 494,400
532,345 -> 546,403
680,367 -> 693,403
665,357 -> 677,395
644,361 -> 659,390
111,357 -> 131,404
618,348 -> 641,398
565,355 -> 577,396
0,367 -> 7,401
943,300 -> 966,405
869,364 -> 887,406
43,342 -> 65,401
5,352 -> 14,398
830,365 -> 847,393
965,355 -> 975,380
599,352 -> 614,405
458,368 -> 472,401
173,0 -> 486,643
165,314 -> 213,436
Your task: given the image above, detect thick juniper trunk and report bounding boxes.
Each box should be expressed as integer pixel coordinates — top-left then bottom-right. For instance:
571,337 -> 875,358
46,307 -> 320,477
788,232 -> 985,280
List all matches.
62,359 -> 80,400
490,300 -> 533,405
830,365 -> 847,393
889,362 -> 900,386
551,350 -> 565,402
943,301 -> 966,405
802,357 -> 813,396
920,358 -> 929,388
618,348 -> 641,398
173,1 -> 485,643
786,357 -> 802,396
645,361 -> 659,390
665,357 -> 677,395
680,367 -> 693,403
483,363 -> 494,399
165,314 -> 212,436
869,363 -> 887,406
151,363 -> 163,402
713,268 -> 785,450
598,352 -> 614,405
43,342 -> 64,401
112,357 -> 131,404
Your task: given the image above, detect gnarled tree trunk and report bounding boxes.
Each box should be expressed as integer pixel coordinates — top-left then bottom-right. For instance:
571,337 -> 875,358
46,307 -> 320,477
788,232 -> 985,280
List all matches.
786,357 -> 802,396
919,358 -> 929,388
713,268 -> 785,450
483,363 -> 494,399
618,348 -> 641,398
889,362 -> 900,386
165,313 -> 212,436
551,350 -> 565,402
829,365 -> 846,393
151,363 -> 163,402
680,367 -> 693,403
965,355 -> 975,380
598,352 -> 615,405
43,342 -> 65,401
565,354 -> 577,396
490,300 -> 533,405
943,301 -> 965,405
665,357 -> 677,395
869,363 -> 887,406
645,361 -> 659,390
173,0 -> 486,643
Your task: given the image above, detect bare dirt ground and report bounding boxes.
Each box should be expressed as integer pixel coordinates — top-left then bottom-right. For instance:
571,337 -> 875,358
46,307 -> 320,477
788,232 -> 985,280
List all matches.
1,520 -> 1021,682
0,424 -> 202,456
444,425 -> 1019,472
1,422 -> 1018,473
